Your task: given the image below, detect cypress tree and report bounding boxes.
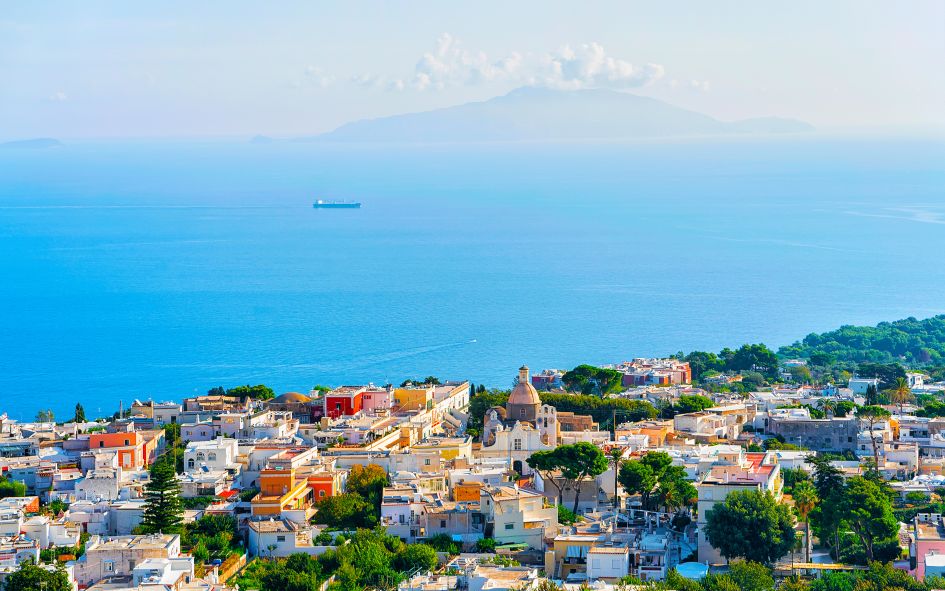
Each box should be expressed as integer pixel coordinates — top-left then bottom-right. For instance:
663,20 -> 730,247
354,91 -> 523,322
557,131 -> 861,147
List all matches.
74,403 -> 86,423
141,460 -> 184,533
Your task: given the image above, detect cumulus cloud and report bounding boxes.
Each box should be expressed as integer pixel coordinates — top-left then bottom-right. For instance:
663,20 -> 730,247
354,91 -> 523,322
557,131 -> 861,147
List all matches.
538,43 -> 664,90
387,33 -> 522,91
49,91 -> 68,102
304,66 -> 335,88
363,35 -> 666,93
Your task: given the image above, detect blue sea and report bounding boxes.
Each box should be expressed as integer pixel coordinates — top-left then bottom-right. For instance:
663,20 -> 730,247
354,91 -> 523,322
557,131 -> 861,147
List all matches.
1,134 -> 944,421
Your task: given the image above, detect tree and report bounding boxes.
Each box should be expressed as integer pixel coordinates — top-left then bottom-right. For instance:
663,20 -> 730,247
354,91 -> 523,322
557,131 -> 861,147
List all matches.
527,450 -> 566,506
673,395 -> 715,415
35,409 -> 54,422
840,476 -> 899,562
789,365 -> 812,384
531,442 -> 608,513
394,543 -> 439,572
607,447 -> 624,507
226,384 -> 275,400
891,376 -> 912,415
865,383 -> 878,405
561,364 -> 624,395
0,476 -> 27,499
312,493 -> 377,529
617,460 -> 657,509
704,489 -> 796,564
4,563 -> 72,591
856,405 -> 891,472
815,398 -> 836,418
791,480 -> 818,563
727,560 -> 775,591
207,386 -> 226,396
140,460 -> 184,534
617,451 -> 694,514
346,464 -> 389,513
684,351 -> 724,381
73,403 -> 86,423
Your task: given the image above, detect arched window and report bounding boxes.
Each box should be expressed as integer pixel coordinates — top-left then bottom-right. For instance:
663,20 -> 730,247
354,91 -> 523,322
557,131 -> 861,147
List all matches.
207,452 -> 217,462
188,458 -> 195,469
520,408 -> 526,418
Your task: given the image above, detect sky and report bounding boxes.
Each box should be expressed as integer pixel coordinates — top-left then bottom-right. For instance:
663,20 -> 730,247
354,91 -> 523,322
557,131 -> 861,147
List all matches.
2,1 -> 944,139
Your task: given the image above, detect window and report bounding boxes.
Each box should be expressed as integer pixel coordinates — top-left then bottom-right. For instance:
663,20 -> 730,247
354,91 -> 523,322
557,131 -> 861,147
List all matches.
513,439 -> 522,451
104,561 -> 115,573
99,441 -> 105,448
504,523 -> 514,530
188,459 -> 195,469
424,458 -> 431,466
277,535 -> 286,542
124,439 -> 130,446
441,520 -> 447,528
319,490 -> 325,497
520,408 -> 526,418
208,452 -> 217,461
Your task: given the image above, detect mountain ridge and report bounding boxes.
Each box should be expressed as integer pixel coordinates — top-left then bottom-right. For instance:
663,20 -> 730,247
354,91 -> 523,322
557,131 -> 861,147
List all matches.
307,87 -> 813,143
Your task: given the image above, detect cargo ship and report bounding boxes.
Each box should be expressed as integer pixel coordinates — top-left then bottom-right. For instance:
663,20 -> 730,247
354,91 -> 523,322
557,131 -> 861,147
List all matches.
313,199 -> 361,209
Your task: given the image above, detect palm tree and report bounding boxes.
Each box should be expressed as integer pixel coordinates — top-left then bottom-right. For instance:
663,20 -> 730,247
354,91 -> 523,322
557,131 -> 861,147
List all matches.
607,447 -> 624,509
792,480 -> 818,563
816,398 -> 836,418
891,377 -> 913,416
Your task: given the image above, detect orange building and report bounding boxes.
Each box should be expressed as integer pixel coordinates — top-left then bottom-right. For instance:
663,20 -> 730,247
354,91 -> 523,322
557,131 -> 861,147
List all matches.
89,432 -> 146,469
306,471 -> 345,501
453,481 -> 482,502
251,467 -> 313,518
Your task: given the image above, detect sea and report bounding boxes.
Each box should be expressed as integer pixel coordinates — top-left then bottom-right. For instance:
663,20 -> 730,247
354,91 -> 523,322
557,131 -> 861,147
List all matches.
1,133 -> 944,421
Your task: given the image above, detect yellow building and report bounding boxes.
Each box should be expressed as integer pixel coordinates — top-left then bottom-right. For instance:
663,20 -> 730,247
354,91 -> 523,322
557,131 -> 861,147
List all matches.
393,386 -> 434,412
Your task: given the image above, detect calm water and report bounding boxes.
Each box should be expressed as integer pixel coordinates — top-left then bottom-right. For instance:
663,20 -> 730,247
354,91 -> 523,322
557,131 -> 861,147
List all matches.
1,135 -> 944,420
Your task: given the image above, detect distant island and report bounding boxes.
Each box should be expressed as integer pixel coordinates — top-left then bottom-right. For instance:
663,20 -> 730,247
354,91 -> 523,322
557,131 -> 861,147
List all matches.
310,86 -> 814,143
0,137 -> 62,149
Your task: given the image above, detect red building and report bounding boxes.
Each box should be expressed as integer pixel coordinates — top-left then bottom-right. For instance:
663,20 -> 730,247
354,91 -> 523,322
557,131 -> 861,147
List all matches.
323,386 -> 365,419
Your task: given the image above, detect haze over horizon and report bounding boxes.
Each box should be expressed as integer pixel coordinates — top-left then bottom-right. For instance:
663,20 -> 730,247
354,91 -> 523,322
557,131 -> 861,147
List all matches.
2,1 -> 944,139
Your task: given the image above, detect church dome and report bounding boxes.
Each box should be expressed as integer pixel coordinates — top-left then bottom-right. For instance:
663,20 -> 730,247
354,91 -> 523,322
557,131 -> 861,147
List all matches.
273,391 -> 312,403
507,366 -> 541,407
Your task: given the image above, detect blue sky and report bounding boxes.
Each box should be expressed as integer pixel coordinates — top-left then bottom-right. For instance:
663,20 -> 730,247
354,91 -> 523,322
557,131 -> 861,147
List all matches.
2,1 -> 944,138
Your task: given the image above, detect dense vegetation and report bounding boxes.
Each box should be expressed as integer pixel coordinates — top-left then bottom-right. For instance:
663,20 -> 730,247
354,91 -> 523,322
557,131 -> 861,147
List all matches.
779,315 -> 945,365
561,364 -> 624,395
312,463 -> 389,529
627,561 -> 945,591
617,451 -> 697,514
678,343 -> 780,381
232,528 -> 439,591
207,383 -> 276,400
466,388 -> 657,438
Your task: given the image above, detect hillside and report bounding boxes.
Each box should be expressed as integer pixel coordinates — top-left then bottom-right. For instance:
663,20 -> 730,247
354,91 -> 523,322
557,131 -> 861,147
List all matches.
778,315 -> 945,365
0,138 -> 62,149
313,86 -> 813,143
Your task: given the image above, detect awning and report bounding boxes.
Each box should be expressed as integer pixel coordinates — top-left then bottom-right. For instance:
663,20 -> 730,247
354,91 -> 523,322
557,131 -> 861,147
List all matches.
565,545 -> 589,559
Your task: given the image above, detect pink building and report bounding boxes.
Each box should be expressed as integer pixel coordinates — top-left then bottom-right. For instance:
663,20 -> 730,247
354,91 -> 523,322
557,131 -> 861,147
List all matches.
361,388 -> 393,415
913,513 -> 945,580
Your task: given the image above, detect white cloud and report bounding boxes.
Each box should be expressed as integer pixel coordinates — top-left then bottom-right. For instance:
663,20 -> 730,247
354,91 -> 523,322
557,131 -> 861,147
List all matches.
539,43 -> 664,90
362,35 -> 667,93
304,66 -> 335,88
49,91 -> 68,102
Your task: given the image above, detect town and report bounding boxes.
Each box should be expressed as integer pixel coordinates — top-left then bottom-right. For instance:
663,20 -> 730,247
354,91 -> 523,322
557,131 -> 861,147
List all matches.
3,344 -> 945,591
